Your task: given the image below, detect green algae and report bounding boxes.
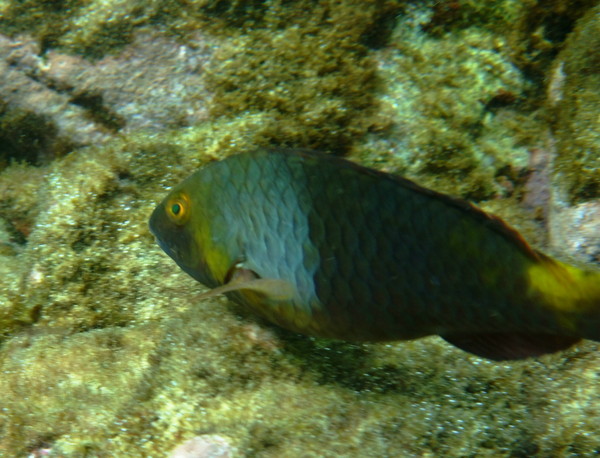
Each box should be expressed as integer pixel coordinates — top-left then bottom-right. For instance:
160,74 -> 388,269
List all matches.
511,0 -> 598,86
0,0 -> 396,154
0,103 -> 75,167
203,0 -> 402,155
0,0 -> 397,59
357,6 -> 539,200
205,29 -> 378,155
2,295 -> 599,455
0,114 -> 292,342
422,0 -> 535,37
0,0 -> 146,57
0,125 -> 597,456
0,0 -> 599,456
550,3 -> 600,204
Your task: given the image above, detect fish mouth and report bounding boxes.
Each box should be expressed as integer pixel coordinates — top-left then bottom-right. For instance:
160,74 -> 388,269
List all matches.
154,236 -> 174,258
148,206 -> 184,263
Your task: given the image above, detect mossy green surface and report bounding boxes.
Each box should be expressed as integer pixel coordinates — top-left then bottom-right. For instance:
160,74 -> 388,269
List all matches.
201,0 -> 405,155
550,3 -> 600,204
0,128 -> 598,455
0,103 -> 74,167
0,0 -> 598,456
366,28 -> 529,199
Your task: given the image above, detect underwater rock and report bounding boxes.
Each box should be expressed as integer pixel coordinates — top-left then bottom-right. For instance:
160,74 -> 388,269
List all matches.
0,34 -> 109,152
170,435 -> 236,458
0,0 -> 599,456
545,4 -> 599,264
0,29 -> 215,158
42,30 -> 215,133
549,201 -> 600,265
548,3 -> 600,203
522,141 -> 553,222
368,4 -> 531,199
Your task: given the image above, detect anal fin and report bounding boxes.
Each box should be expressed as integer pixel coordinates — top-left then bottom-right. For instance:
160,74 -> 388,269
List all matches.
441,333 -> 581,360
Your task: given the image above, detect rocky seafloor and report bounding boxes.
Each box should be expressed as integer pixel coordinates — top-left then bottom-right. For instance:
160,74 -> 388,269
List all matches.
0,0 -> 598,456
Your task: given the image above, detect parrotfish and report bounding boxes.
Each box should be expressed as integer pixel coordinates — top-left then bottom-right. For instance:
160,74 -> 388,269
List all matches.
149,149 -> 600,360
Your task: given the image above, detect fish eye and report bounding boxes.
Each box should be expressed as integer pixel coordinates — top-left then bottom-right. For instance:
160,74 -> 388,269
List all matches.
166,193 -> 190,225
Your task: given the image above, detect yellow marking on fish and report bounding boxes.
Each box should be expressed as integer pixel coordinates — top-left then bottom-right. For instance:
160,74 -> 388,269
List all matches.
238,290 -> 314,332
527,259 -> 600,313
194,225 -> 231,284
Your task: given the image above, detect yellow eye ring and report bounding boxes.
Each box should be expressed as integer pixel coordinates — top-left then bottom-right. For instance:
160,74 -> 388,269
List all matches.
166,193 -> 191,225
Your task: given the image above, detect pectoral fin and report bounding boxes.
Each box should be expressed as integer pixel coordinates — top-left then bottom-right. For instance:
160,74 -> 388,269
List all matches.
196,268 -> 295,302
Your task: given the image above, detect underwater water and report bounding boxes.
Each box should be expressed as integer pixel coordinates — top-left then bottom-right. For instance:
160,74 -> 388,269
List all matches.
0,0 -> 598,456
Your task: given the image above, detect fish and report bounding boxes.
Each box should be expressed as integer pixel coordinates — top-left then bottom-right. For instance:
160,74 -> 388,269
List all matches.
149,148 -> 600,360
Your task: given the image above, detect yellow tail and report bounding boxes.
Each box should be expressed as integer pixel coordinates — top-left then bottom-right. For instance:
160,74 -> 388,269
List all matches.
528,255 -> 600,341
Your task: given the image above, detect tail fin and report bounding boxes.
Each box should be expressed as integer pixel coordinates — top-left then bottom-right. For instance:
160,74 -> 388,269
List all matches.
567,266 -> 600,342
528,255 -> 600,342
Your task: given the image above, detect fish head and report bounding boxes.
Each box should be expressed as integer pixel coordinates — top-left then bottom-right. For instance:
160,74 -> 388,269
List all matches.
149,180 -> 225,288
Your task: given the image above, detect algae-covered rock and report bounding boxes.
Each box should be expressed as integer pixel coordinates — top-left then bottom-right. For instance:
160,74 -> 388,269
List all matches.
203,0 -> 402,154
0,0 -> 598,456
367,16 -> 532,199
0,30 -> 216,166
549,3 -> 600,204
543,3 -> 600,264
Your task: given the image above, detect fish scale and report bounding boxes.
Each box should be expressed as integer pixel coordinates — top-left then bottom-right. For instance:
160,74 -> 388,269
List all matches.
150,149 -> 600,360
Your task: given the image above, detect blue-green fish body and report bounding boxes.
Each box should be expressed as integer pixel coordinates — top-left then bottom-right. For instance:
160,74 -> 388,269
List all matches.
150,149 -> 600,360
